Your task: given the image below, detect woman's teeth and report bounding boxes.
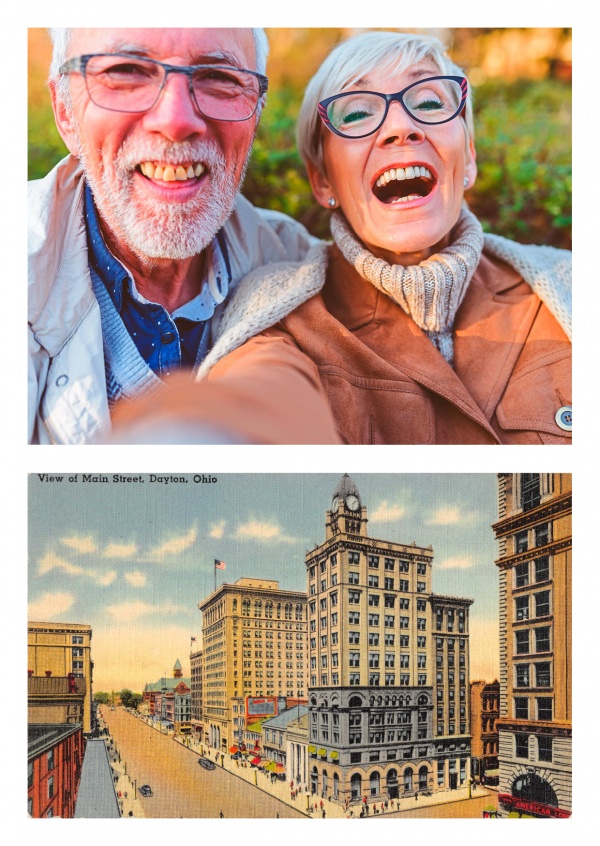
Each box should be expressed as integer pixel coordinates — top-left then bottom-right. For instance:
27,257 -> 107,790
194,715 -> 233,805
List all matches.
375,165 -> 432,188
139,162 -> 205,181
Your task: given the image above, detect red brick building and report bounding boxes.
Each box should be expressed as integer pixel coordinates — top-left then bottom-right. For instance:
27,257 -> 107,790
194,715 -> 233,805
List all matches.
28,723 -> 84,817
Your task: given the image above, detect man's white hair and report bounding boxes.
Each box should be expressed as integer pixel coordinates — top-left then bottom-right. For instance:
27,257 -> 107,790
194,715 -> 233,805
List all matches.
49,27 -> 269,108
297,30 -> 474,173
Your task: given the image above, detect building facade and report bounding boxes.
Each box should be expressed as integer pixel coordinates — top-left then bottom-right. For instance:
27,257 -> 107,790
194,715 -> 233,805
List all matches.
28,622 -> 93,734
28,723 -> 84,817
470,679 -> 500,784
143,659 -> 191,727
28,672 -> 86,728
493,473 -> 571,818
190,647 -> 203,738
305,475 -> 473,805
199,577 -> 308,753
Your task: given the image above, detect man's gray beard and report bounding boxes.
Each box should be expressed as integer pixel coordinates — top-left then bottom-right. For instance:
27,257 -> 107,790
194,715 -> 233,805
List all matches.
78,135 -> 250,261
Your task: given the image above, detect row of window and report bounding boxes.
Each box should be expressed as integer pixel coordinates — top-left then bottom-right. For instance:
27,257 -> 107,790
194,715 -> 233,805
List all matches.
238,600 -> 304,620
515,733 -> 552,762
346,612 -> 428,629
514,522 -> 550,554
515,591 -> 551,620
310,555 -> 428,576
515,626 -> 551,655
515,661 -> 552,688
514,696 -> 553,721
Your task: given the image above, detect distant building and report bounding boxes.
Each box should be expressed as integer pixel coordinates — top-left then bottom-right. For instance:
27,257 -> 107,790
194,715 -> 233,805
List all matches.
28,622 -> 93,734
174,679 -> 192,727
493,473 -> 571,818
28,723 -> 84,817
305,475 -> 473,805
470,680 -> 499,784
143,658 -> 191,725
199,577 -> 308,753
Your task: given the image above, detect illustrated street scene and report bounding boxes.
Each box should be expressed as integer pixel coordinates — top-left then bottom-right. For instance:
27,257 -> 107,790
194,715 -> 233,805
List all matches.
27,473 -> 571,819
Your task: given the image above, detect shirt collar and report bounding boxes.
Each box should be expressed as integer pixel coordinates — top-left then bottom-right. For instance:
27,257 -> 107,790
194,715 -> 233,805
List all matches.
84,183 -> 230,319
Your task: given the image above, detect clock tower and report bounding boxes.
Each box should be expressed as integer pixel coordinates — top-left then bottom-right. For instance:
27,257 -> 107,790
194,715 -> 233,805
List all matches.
327,474 -> 368,538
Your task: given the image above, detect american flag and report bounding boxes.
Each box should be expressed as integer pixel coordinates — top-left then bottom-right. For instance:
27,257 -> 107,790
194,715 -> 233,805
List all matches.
190,636 -> 197,642
215,559 -> 226,570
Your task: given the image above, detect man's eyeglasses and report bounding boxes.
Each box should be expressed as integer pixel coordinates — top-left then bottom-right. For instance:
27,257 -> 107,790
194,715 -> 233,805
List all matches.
318,76 -> 468,139
59,53 -> 269,122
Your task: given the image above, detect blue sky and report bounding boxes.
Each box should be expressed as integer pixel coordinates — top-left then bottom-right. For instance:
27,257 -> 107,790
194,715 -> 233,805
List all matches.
28,473 -> 500,691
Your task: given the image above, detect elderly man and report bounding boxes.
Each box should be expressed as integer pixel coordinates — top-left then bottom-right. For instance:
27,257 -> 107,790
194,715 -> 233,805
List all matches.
29,28 -> 337,444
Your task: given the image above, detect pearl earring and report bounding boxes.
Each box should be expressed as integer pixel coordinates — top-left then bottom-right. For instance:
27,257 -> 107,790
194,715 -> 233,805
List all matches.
328,197 -> 337,208
463,177 -> 469,188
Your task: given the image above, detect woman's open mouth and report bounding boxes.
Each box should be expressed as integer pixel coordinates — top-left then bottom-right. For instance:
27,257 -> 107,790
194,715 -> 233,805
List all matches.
372,165 -> 435,204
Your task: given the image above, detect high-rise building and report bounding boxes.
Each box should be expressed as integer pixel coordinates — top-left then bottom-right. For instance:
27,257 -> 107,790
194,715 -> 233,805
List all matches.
305,475 -> 473,805
190,647 -> 203,739
493,473 -> 571,818
28,622 -> 93,734
199,577 -> 308,753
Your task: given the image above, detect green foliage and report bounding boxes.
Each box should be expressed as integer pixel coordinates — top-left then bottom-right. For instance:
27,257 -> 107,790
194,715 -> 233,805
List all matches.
469,79 -> 571,248
28,79 -> 571,248
94,691 -> 110,704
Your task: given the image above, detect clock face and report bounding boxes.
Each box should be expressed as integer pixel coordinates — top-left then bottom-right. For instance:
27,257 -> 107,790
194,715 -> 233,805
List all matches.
332,497 -> 340,511
346,495 -> 360,511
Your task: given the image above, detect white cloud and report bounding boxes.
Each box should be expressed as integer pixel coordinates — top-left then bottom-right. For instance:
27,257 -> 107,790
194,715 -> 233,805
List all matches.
234,520 -> 297,544
103,542 -> 137,559
106,599 -> 186,621
38,552 -> 84,576
124,571 -> 147,587
426,506 -> 478,525
147,525 -> 198,559
437,555 -> 475,570
208,520 -> 226,539
28,591 -> 75,619
60,534 -> 98,554
37,552 -> 117,586
370,501 -> 406,523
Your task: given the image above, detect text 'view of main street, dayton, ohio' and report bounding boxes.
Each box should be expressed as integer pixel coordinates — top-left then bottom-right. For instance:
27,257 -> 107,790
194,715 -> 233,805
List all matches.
28,473 -> 571,820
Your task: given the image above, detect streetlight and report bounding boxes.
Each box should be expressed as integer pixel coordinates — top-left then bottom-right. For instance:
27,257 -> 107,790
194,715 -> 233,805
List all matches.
133,779 -> 137,800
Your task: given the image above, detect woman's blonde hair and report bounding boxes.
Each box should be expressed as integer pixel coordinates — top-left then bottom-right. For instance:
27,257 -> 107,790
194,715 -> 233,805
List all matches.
297,30 -> 474,172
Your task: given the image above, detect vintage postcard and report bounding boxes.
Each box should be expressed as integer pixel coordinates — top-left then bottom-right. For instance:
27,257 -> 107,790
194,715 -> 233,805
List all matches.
27,472 -> 571,820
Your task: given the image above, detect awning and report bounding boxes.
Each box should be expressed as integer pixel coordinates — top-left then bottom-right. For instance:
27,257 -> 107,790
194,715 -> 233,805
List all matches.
229,746 -> 239,754
251,756 -> 262,765
308,745 -> 316,754
330,750 -> 339,759
264,761 -> 276,771
275,763 -> 285,773
318,748 -> 326,756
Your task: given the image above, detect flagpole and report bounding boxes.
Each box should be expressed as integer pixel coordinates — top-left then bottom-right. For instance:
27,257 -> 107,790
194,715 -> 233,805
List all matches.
214,559 -> 216,593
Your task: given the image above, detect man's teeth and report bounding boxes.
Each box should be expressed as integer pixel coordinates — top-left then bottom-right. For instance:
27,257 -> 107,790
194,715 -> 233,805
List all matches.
375,165 -> 432,188
139,162 -> 205,181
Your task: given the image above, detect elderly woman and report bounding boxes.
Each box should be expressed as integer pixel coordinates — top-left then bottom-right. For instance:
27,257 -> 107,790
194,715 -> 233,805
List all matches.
117,30 -> 571,445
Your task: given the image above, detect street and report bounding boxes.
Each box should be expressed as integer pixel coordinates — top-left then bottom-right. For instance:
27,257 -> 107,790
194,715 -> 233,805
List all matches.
100,706 -> 305,818
386,791 -> 497,818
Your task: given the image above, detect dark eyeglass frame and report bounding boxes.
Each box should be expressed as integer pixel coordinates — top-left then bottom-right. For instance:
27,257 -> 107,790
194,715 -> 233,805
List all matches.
58,53 -> 269,121
318,75 -> 468,138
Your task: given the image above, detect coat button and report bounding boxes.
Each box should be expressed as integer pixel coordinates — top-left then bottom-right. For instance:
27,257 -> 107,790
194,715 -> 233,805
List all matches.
55,374 -> 69,387
161,332 -> 176,345
555,406 -> 572,431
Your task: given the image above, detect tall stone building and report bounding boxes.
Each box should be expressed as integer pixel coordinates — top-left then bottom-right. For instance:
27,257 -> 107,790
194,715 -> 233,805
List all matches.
28,622 -> 93,734
199,577 -> 308,753
493,473 -> 571,818
305,475 -> 473,805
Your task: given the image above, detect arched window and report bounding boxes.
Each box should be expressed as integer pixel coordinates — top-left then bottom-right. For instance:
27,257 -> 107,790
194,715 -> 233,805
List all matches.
419,765 -> 428,790
254,600 -> 262,617
323,770 -> 328,795
403,767 -> 413,793
296,604 -> 303,621
387,768 -> 398,785
333,772 -> 339,799
232,599 -> 237,613
265,601 -> 273,619
370,771 -> 380,796
418,694 -> 428,706
242,599 -> 250,616
285,603 -> 293,620
349,695 -> 362,708
351,773 -> 362,800
310,695 -> 318,706
277,603 -> 281,619
512,773 -> 558,807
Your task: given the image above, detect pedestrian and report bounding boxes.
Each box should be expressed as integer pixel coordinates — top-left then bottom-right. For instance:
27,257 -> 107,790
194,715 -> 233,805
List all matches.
219,810 -> 224,818
322,809 -> 326,818
415,792 -> 419,801
385,799 -> 388,810
320,799 -> 323,810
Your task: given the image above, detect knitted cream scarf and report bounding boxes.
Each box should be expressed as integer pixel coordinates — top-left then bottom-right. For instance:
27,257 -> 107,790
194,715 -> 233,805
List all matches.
330,206 -> 484,364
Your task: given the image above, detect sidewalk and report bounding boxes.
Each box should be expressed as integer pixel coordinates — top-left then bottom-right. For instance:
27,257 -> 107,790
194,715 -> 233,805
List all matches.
170,733 -> 490,819
96,711 -> 145,818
